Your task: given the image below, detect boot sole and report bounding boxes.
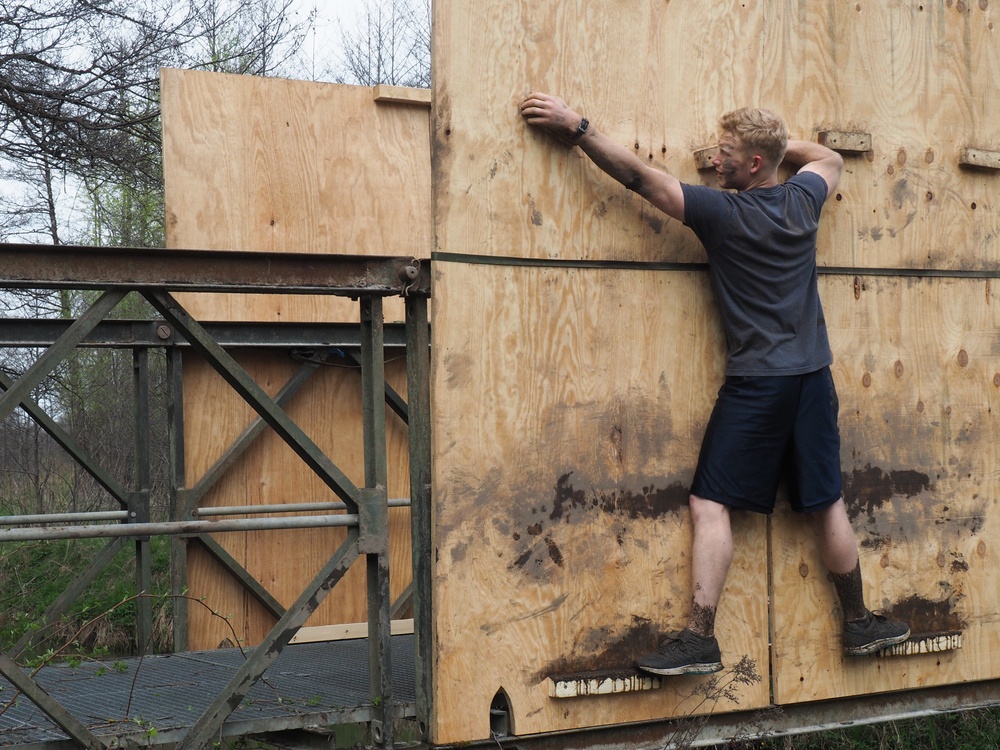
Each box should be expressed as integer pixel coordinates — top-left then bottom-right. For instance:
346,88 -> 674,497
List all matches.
637,661 -> 723,676
844,628 -> 911,656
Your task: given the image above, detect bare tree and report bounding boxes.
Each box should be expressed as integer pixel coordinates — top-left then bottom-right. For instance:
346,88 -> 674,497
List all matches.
0,0 -> 314,525
336,0 -> 431,88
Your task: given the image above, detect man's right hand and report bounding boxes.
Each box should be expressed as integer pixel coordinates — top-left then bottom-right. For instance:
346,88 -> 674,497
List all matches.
520,92 -> 587,144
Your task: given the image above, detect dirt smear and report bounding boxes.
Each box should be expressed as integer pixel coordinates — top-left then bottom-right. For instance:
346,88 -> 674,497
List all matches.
535,616 -> 661,683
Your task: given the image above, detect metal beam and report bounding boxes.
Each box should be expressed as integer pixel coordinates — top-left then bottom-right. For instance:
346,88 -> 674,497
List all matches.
0,370 -> 130,508
0,289 -> 127,424
8,537 -> 126,659
0,318 -> 411,349
182,358 -> 320,508
360,296 -> 393,748
166,346 -> 189,653
0,514 -> 359,542
405,293 -> 433,738
0,242 -> 430,296
194,534 -> 287,621
133,348 -> 154,654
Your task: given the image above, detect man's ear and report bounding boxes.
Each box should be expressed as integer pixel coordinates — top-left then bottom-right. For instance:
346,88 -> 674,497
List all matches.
750,154 -> 764,173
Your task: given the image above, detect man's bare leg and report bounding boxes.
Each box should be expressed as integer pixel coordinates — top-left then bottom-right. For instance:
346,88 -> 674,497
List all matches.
810,497 -> 866,621
636,494 -> 730,675
811,496 -> 910,654
688,495 -> 734,636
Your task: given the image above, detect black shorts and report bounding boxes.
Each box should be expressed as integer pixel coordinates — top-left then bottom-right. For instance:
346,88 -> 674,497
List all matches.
690,366 -> 843,514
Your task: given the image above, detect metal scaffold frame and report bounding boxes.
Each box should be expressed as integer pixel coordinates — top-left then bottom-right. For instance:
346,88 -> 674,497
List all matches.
0,242 -> 433,749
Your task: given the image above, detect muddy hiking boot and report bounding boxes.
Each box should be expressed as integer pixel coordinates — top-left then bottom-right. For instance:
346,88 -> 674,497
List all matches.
843,610 -> 911,656
636,628 -> 723,676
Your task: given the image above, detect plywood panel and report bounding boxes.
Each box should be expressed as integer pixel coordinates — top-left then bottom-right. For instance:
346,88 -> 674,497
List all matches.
429,262 -> 769,742
160,68 -> 426,650
771,274 -> 1000,703
432,0 -> 1000,744
182,351 -> 413,651
434,2 -> 999,269
161,68 -> 431,323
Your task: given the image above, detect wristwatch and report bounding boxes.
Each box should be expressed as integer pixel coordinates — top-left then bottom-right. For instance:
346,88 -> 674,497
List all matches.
571,117 -> 589,141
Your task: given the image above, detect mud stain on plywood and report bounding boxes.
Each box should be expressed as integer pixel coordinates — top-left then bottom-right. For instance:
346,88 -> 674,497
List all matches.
534,616 -> 660,684
440,387 -> 697,583
884,593 -> 967,639
842,465 -> 930,523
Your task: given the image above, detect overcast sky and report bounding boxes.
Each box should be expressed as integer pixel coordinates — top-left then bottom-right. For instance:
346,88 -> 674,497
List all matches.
293,0 -> 402,81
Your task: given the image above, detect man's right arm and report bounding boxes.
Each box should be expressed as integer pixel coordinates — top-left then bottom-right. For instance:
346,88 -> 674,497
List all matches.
520,92 -> 685,222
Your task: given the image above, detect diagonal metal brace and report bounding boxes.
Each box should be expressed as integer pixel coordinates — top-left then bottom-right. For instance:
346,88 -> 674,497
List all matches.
143,289 -> 360,510
0,289 -> 127,424
183,358 -> 321,508
0,371 -> 129,507
176,530 -> 361,750
0,653 -> 106,749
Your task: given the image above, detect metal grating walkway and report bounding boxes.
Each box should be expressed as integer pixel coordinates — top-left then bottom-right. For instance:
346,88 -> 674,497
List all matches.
0,635 -> 416,748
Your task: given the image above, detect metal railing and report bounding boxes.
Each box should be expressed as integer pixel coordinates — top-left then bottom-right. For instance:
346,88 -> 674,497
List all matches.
0,242 -> 432,749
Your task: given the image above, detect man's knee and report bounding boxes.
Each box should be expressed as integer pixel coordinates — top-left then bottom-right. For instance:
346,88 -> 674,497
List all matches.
689,494 -> 729,526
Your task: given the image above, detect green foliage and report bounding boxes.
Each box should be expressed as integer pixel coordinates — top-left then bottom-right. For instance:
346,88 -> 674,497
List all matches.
731,708 -> 1000,749
0,537 -> 173,657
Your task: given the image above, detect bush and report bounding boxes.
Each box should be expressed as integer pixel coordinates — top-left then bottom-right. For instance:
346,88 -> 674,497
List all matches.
0,536 -> 173,659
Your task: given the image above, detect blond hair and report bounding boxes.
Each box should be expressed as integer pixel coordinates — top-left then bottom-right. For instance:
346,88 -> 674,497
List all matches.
718,108 -> 788,167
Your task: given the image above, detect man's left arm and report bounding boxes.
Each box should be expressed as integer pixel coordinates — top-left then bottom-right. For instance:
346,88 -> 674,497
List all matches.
783,140 -> 843,200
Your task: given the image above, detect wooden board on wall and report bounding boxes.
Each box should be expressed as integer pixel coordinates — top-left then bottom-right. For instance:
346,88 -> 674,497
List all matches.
434,1 -> 998,270
432,0 -> 1000,744
161,68 -> 431,323
429,262 -> 769,742
771,274 -> 1000,703
160,69 -> 430,649
182,351 -> 413,650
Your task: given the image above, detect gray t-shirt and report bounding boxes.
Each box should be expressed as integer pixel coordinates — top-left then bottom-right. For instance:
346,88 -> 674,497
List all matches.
681,171 -> 833,376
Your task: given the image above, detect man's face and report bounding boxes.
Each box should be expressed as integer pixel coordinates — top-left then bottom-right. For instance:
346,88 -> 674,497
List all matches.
712,132 -> 756,190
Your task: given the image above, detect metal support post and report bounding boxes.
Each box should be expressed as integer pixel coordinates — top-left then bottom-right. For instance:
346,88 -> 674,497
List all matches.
166,346 -> 189,652
133,348 -> 154,654
360,295 -> 393,748
405,293 -> 433,738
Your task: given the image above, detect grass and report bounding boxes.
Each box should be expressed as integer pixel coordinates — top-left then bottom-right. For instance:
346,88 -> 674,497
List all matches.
0,536 -> 173,658
748,707 -> 1000,749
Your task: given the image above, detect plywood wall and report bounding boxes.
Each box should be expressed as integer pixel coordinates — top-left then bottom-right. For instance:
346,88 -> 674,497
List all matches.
160,69 -> 431,649
161,68 -> 431,323
431,0 -> 1000,744
181,351 -> 413,649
